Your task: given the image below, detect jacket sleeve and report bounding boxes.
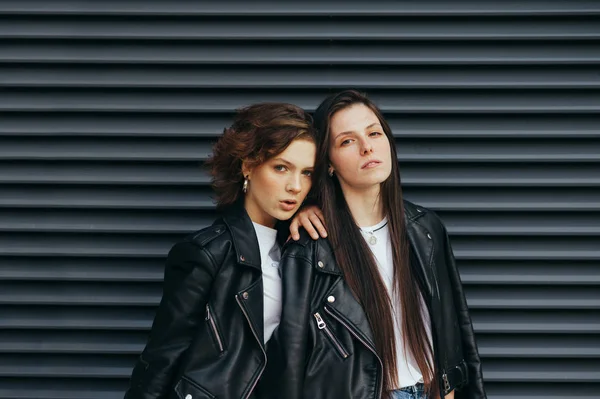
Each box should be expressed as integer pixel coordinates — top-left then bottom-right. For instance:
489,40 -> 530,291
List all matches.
124,241 -> 217,399
442,225 -> 487,399
262,243 -> 315,399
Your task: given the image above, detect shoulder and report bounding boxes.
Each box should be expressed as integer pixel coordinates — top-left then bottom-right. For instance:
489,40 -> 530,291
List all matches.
282,229 -> 341,276
404,199 -> 447,238
168,221 -> 230,268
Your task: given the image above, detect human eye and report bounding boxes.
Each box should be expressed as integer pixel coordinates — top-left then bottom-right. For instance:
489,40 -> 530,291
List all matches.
340,138 -> 353,146
369,131 -> 383,137
274,165 -> 288,172
302,170 -> 313,177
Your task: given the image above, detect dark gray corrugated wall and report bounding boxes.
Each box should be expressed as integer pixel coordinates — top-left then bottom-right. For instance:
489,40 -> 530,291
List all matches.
1,1 -> 599,398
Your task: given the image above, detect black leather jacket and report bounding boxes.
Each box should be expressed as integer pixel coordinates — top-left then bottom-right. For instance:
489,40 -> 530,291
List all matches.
124,204 -> 285,399
262,200 -> 486,399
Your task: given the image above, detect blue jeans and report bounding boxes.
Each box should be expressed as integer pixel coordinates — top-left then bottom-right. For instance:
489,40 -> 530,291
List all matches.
390,383 -> 428,399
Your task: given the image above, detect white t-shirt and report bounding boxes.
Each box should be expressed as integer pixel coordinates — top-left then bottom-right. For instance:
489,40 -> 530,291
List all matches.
252,222 -> 282,344
359,217 -> 433,389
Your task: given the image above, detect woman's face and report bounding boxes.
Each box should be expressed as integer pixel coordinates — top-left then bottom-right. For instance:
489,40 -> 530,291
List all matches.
328,103 -> 392,192
243,138 -> 316,228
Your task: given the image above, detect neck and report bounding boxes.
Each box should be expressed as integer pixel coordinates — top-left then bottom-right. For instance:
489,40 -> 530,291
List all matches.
339,182 -> 385,227
244,197 -> 276,228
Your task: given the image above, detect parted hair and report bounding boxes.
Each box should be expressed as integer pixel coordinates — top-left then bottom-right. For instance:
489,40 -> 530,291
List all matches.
313,90 -> 436,398
206,102 -> 315,209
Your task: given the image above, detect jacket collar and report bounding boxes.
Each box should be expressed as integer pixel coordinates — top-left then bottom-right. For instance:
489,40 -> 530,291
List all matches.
221,201 -> 289,271
306,200 -> 428,276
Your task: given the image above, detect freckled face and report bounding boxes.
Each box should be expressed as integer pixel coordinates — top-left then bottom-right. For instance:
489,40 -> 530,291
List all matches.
328,104 -> 392,191
243,139 -> 316,228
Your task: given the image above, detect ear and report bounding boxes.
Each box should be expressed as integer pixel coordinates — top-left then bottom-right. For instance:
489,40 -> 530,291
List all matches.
241,160 -> 252,179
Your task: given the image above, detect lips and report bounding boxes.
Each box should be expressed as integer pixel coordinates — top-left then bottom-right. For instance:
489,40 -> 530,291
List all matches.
361,159 -> 382,169
279,199 -> 298,211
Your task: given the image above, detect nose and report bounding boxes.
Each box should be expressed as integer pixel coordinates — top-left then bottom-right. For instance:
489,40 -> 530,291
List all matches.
286,174 -> 302,194
360,138 -> 373,155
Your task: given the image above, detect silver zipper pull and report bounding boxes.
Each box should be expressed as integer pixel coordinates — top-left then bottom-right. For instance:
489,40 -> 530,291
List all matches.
314,312 -> 326,329
205,303 -> 211,321
442,373 -> 450,393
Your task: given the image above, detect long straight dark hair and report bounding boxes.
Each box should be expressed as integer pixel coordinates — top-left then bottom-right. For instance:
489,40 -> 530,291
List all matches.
313,90 -> 435,397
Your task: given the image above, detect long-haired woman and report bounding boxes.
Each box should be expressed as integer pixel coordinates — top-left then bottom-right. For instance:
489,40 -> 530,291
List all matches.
124,103 -> 316,399
265,90 -> 485,399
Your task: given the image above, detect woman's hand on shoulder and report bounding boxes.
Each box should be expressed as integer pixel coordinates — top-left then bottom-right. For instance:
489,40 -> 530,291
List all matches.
289,205 -> 328,241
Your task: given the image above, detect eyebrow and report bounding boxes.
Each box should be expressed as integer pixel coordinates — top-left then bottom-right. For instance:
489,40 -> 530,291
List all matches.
334,122 -> 382,141
273,157 -> 314,170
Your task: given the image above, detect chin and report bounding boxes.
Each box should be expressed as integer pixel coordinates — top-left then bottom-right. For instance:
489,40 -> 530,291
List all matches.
273,209 -> 295,222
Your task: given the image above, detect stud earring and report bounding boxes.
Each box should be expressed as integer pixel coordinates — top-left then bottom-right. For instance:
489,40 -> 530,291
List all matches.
328,169 -> 334,177
242,176 -> 249,193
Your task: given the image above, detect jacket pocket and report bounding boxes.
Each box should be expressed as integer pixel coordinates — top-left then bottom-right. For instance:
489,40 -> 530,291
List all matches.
174,376 -> 216,399
205,303 -> 225,353
314,312 -> 349,359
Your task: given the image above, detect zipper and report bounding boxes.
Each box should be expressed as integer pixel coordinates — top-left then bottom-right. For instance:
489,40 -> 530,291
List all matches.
314,312 -> 349,359
205,304 -> 224,353
236,294 -> 267,399
324,306 -> 383,398
442,372 -> 450,394
427,235 -> 450,398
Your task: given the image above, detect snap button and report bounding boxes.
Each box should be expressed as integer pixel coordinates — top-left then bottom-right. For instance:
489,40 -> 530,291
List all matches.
240,255 -> 245,262
242,292 -> 249,300
426,233 -> 432,240
327,295 -> 335,303
318,261 -> 324,268
185,395 -> 192,399
417,209 -> 422,213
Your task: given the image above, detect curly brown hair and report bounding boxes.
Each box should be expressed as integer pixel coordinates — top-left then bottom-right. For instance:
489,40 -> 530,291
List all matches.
206,102 -> 315,209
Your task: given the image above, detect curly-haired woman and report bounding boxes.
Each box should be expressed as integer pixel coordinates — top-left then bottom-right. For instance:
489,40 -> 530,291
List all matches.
124,103 -> 316,399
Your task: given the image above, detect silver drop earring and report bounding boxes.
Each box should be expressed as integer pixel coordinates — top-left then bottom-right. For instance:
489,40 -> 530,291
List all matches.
242,177 -> 249,193
328,168 -> 334,177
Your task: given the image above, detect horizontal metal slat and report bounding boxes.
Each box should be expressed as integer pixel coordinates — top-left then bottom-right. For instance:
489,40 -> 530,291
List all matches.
2,65 -> 600,89
485,382 -> 599,399
0,162 -> 209,185
3,209 -> 600,236
0,257 -> 164,282
472,309 -> 600,334
458,260 -> 600,285
2,137 -> 600,163
1,89 -> 600,113
0,330 -> 146,354
1,0 -> 599,16
1,114 -> 599,139
3,163 -> 600,187
0,185 -> 211,210
0,282 -> 161,306
0,233 -> 176,257
0,209 -> 208,233
1,187 -> 600,211
0,113 -> 231,137
483,358 -> 600,382
477,335 -> 600,358
0,354 -> 133,378
1,16 -> 599,41
2,41 -> 599,65
405,187 -> 600,211
0,378 -> 125,399
465,285 -> 600,309
440,211 -> 600,236
0,306 -> 154,330
452,236 -> 600,260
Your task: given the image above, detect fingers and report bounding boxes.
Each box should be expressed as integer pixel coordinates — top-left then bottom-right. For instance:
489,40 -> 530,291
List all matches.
288,205 -> 328,241
289,218 -> 301,241
308,213 -> 327,239
300,213 -> 320,240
